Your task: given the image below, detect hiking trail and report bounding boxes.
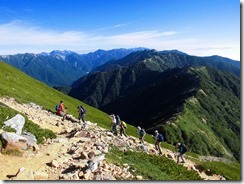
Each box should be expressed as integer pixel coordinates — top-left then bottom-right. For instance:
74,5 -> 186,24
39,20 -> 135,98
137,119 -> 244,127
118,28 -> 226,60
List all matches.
0,97 -> 225,180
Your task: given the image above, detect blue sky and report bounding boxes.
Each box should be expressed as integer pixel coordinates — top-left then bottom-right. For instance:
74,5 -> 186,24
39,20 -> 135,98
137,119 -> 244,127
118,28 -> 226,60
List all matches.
0,0 -> 240,60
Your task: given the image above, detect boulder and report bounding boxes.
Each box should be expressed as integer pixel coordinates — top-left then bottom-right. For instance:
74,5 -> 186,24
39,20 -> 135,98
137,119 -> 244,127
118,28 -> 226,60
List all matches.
3,114 -> 25,135
21,131 -> 37,147
1,132 -> 28,150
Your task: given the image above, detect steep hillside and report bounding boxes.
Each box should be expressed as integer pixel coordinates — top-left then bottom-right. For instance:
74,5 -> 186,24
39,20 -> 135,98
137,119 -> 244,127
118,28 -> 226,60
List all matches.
0,61 -> 111,128
104,67 -> 240,161
70,63 -> 240,161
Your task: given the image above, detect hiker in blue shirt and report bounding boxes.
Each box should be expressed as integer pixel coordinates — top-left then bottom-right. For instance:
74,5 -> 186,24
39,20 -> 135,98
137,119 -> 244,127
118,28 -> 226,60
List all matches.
152,130 -> 164,155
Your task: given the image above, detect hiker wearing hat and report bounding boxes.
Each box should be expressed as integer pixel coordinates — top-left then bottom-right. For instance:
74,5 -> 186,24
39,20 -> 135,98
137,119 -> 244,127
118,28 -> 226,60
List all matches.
152,130 -> 164,155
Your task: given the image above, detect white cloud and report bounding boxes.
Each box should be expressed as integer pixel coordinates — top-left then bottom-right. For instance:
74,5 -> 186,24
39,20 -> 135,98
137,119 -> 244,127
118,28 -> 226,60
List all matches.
0,20 -> 240,60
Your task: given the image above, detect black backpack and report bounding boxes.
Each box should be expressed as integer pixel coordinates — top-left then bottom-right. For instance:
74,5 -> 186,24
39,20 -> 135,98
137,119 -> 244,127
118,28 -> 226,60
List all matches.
181,144 -> 187,154
157,134 -> 164,142
79,106 -> 86,115
139,129 -> 146,136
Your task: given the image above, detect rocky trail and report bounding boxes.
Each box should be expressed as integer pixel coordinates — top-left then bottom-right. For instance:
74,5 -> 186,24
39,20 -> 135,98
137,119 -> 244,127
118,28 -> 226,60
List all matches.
0,97 -> 225,180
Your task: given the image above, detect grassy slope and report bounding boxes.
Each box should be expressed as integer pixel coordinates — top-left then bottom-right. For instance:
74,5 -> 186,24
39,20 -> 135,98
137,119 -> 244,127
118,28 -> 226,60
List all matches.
0,61 -> 240,180
0,61 -> 111,129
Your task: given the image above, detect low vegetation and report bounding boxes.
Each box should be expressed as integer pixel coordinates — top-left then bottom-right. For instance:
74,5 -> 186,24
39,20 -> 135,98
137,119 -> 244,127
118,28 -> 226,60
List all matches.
0,102 -> 56,144
106,146 -> 201,180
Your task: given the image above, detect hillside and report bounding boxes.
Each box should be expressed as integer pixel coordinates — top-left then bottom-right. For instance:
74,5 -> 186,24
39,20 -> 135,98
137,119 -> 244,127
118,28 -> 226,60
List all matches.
0,61 -> 111,128
99,67 -> 240,161
0,61 -> 240,181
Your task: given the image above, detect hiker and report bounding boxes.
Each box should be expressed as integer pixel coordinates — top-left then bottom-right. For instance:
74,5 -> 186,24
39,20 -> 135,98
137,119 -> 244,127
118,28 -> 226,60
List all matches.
119,121 -> 127,137
78,105 -> 87,129
56,101 -> 67,121
175,143 -> 187,164
112,115 -> 121,136
109,114 -> 116,132
137,126 -> 146,145
152,130 -> 164,155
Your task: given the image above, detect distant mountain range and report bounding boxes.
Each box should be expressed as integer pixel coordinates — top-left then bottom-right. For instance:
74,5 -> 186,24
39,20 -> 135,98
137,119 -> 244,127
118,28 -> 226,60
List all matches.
0,48 -> 146,86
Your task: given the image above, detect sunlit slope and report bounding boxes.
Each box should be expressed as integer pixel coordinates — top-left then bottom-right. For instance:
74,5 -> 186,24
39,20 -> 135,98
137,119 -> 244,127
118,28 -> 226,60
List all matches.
0,61 -> 111,128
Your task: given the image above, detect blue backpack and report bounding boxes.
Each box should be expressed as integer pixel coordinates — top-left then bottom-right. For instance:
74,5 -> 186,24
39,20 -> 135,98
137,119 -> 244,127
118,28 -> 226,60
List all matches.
55,104 -> 60,111
157,134 -> 164,142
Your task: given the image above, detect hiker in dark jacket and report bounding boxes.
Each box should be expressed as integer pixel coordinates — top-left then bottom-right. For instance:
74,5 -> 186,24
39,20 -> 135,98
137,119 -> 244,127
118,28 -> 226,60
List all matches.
77,105 -> 87,129
137,126 -> 146,145
175,143 -> 187,163
152,130 -> 164,155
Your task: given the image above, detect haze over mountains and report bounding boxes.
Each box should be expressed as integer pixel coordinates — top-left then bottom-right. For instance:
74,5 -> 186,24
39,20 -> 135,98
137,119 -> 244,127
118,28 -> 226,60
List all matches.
0,48 -> 240,161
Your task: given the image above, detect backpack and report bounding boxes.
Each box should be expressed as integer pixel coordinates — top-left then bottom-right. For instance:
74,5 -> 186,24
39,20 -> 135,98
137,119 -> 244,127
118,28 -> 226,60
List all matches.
55,104 -> 60,111
157,134 -> 164,142
116,115 -> 121,125
139,129 -> 146,136
181,144 -> 187,154
79,106 -> 86,115
82,106 -> 86,114
121,121 -> 126,128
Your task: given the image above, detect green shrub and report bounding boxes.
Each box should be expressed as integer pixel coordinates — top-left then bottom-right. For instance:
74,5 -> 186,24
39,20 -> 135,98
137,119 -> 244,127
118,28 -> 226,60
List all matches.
106,146 -> 201,180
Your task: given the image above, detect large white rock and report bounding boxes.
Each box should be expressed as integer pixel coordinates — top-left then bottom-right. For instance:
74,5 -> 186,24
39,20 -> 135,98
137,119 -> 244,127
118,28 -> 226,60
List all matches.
1,132 -> 27,144
3,114 -> 25,135
21,131 -> 37,147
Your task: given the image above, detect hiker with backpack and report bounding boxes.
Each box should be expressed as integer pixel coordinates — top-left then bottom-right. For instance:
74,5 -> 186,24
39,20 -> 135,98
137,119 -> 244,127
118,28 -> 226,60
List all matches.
77,105 -> 87,129
137,126 -> 146,145
119,121 -> 127,137
109,114 -> 116,133
152,130 -> 164,155
112,115 -> 121,136
175,143 -> 187,164
56,101 -> 67,121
